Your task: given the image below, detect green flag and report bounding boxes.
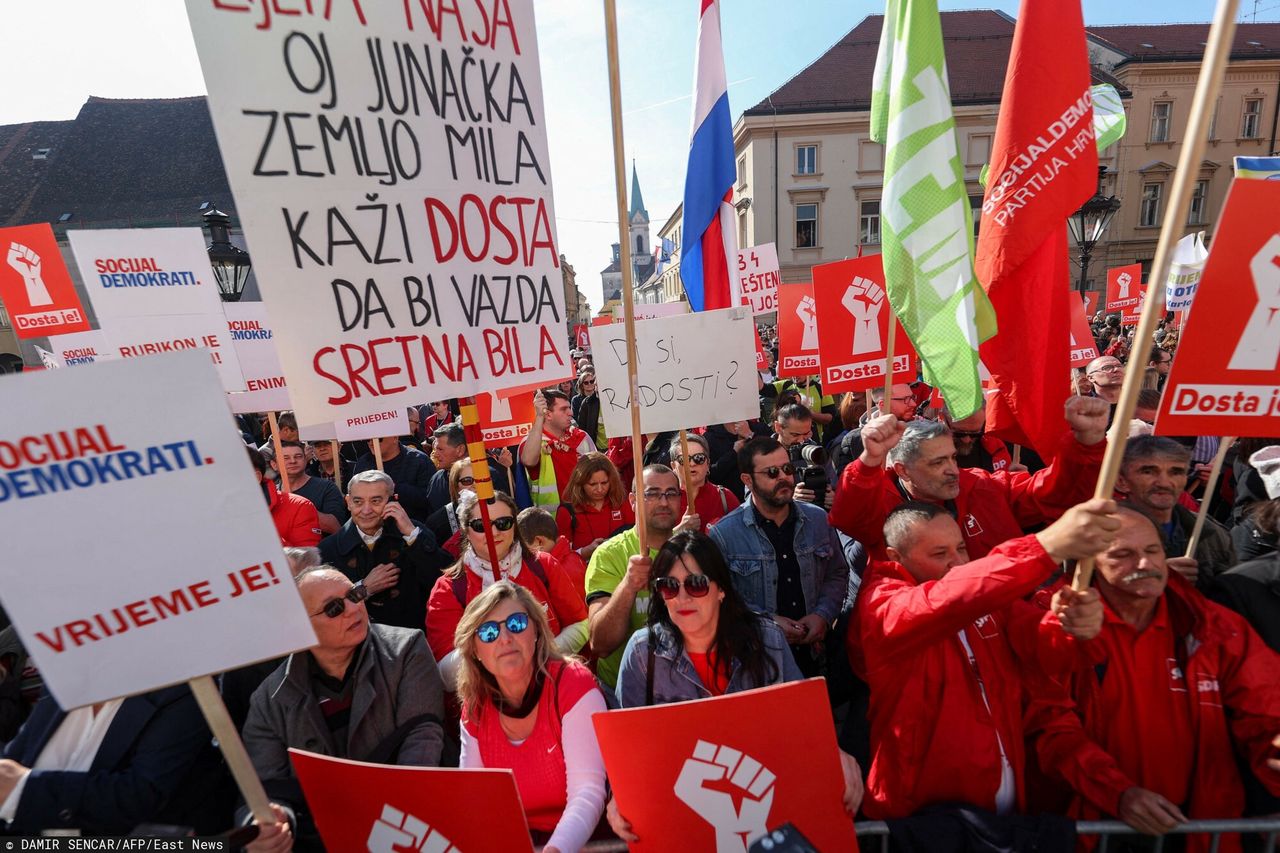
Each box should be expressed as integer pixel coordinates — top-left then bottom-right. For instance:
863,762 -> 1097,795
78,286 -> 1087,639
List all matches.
870,0 -> 995,418
1091,83 -> 1126,152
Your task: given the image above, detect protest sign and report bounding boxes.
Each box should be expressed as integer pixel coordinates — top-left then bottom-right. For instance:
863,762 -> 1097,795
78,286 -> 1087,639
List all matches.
291,750 -> 533,853
1068,293 -> 1100,367
0,224 -> 90,338
592,315 -> 613,326
1165,231 -> 1208,312
812,256 -> 917,393
594,680 -> 855,852
225,302 -> 290,414
35,346 -> 59,370
298,421 -> 338,443
335,407 -> 409,443
96,313 -> 247,391
184,0 -> 570,426
43,331 -> 117,368
1120,284 -> 1148,326
1155,178 -> 1280,438
0,350 -> 315,708
1106,263 -> 1142,313
612,301 -> 690,321
736,242 -> 780,314
754,325 -> 768,372
775,281 -> 820,378
475,390 -> 536,445
588,307 -> 757,437
573,323 -> 590,350
1083,290 -> 1100,318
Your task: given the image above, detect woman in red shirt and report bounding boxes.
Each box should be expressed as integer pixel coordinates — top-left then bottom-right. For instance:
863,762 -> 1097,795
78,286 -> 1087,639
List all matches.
669,433 -> 739,534
456,582 -> 607,852
555,453 -> 634,561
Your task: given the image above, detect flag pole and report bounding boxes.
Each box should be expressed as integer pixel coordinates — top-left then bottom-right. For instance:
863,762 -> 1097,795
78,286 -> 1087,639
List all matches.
1071,0 -> 1240,590
603,0 -> 648,553
882,314 -> 897,407
1183,437 -> 1234,558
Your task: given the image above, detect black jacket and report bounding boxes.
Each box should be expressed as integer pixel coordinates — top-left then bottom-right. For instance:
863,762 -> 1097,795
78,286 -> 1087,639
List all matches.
319,520 -> 448,630
1209,553 -> 1280,653
572,393 -> 603,450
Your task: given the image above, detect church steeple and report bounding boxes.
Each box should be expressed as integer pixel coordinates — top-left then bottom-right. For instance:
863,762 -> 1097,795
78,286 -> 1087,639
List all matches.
629,161 -> 647,221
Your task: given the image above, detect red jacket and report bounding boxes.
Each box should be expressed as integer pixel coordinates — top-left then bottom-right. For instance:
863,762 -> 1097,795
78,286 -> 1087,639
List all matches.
265,480 -> 321,548
547,535 -> 588,594
851,535 -> 1080,819
1030,573 -> 1280,851
830,432 -> 1105,561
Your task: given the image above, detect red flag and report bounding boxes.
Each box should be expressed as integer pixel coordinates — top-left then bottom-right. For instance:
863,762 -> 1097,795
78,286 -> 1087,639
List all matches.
974,0 -> 1098,459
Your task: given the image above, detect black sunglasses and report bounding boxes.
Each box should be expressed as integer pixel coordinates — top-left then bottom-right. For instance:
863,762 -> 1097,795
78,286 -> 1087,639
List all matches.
458,476 -> 476,487
753,463 -> 796,479
654,574 -> 712,600
476,612 -> 530,643
952,429 -> 985,439
676,453 -> 709,465
468,515 -> 516,533
312,584 -> 369,619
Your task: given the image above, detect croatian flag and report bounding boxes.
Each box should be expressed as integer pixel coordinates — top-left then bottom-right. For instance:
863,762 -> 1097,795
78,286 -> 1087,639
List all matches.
680,0 -> 739,312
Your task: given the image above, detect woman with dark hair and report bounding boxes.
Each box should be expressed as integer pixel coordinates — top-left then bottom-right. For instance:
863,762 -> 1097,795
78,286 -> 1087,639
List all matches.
425,458 -> 477,557
555,453 -> 634,560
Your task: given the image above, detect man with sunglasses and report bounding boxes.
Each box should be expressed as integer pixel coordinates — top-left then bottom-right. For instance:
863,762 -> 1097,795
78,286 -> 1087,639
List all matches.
709,437 -> 849,677
944,407 -> 1017,475
243,567 -> 444,846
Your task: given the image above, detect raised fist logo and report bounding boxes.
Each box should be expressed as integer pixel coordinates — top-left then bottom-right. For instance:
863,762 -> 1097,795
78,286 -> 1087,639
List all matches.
675,740 -> 776,853
1228,234 -> 1280,371
6,241 -> 52,306
367,804 -> 458,853
796,295 -> 818,350
841,277 -> 885,355
1116,271 -> 1133,299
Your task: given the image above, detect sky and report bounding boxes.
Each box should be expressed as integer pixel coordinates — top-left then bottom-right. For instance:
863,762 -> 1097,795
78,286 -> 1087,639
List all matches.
2,0 -> 1276,312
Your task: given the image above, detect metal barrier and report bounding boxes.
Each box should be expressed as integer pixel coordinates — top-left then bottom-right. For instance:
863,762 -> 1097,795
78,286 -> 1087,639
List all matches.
578,819 -> 1280,852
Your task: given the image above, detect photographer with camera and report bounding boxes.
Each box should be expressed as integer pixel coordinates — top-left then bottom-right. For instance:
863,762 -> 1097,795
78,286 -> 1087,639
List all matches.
772,404 -> 838,511
708,437 -> 850,678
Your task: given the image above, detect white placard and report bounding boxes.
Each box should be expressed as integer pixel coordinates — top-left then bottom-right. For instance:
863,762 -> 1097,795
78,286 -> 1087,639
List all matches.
184,1 -> 571,427
1165,231 -> 1208,313
97,313 -> 246,392
0,351 -> 316,708
588,307 -> 758,437
612,302 -> 691,321
35,346 -> 59,369
736,243 -> 780,314
67,228 -> 229,319
334,407 -> 410,442
225,301 -> 291,414
45,330 -> 119,368
298,422 -> 338,442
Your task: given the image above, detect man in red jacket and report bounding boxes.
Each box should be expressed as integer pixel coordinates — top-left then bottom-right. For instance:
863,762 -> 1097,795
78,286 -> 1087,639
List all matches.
249,446 -> 320,547
852,497 -> 1115,820
1031,506 -> 1280,845
830,395 -> 1109,560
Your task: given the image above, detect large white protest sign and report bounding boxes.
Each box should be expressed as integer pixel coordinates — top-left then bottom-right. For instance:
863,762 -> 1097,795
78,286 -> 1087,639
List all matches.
298,422 -> 338,442
0,351 -> 316,708
97,313 -> 246,392
184,1 -> 570,426
44,330 -> 118,368
612,302 -> 690,321
736,243 -> 780,314
589,307 -> 758,437
225,302 -> 291,414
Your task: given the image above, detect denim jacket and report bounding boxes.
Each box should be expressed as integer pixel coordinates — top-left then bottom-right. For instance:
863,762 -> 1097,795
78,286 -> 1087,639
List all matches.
615,620 -> 802,708
708,498 -> 850,626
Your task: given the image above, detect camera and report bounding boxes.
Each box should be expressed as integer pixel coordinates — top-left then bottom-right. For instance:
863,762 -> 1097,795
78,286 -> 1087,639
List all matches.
788,443 -> 829,506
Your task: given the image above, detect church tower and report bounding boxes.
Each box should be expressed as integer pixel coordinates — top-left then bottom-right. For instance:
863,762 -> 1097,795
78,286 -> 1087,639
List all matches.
628,161 -> 650,259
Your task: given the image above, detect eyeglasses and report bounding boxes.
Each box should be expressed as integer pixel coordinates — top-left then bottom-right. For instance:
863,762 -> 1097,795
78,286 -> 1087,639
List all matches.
642,489 -> 682,503
888,395 -> 917,405
468,515 -> 516,533
476,612 -> 530,643
752,463 -> 796,479
311,584 -> 369,619
675,453 -> 709,466
1089,364 -> 1123,374
952,429 -> 985,439
654,574 -> 712,600
457,476 -> 476,487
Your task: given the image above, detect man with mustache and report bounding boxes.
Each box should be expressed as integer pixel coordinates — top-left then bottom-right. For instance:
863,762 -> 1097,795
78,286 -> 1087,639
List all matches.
1117,436 -> 1236,590
1031,506 -> 1280,842
831,396 -> 1110,560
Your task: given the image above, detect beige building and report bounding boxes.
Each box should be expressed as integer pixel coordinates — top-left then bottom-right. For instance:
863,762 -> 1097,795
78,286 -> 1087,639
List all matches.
560,254 -> 591,328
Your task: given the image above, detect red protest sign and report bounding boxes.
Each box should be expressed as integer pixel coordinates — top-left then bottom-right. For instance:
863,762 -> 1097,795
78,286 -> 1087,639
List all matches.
1083,290 -> 1100,318
1068,293 -> 1100,367
1106,264 -> 1142,314
593,680 -> 856,852
775,282 -> 821,378
1155,178 -> 1280,438
0,224 -> 90,338
591,315 -> 613,326
290,749 -> 534,853
754,325 -> 768,371
475,390 -> 536,444
812,256 -> 917,393
573,323 -> 590,349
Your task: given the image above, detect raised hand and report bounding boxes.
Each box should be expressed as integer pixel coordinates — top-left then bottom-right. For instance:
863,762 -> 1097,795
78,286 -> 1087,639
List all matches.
1228,234 -> 1280,371
841,277 -> 885,355
797,295 -> 819,350
6,241 -> 52,306
674,740 -> 776,853
366,804 -> 457,853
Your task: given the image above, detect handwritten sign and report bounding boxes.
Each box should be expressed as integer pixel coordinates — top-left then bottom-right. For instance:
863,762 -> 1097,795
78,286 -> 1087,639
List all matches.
0,351 -> 315,708
588,307 -> 757,437
0,224 -> 90,339
185,0 -> 570,426
612,302 -> 690,321
225,302 -> 291,414
775,281 -> 820,378
736,243 -> 780,314
812,256 -> 917,393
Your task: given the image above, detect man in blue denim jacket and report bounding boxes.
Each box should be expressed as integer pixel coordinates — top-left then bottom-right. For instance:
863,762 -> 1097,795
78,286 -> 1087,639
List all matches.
708,437 -> 850,676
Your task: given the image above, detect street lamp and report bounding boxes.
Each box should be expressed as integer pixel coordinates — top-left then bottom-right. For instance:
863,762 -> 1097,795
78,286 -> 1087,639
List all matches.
203,208 -> 252,302
1067,165 -> 1122,295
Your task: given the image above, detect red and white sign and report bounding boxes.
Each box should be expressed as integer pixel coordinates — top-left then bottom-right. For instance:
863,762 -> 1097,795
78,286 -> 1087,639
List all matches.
1106,264 -> 1142,313
754,325 -> 768,372
1068,293 -> 1100,367
475,390 -> 536,445
812,256 -> 917,393
0,224 -> 91,338
1156,179 -> 1280,438
225,302 -> 290,414
736,243 -> 780,314
594,680 -> 855,852
0,351 -> 316,708
612,302 -> 690,322
334,407 -> 410,443
1083,290 -> 1100,318
573,323 -> 590,350
290,750 -> 534,853
44,330 -> 117,368
775,282 -> 820,378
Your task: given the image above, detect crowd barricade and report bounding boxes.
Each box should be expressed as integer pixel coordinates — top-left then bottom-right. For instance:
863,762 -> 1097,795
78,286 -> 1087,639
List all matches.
575,818 -> 1280,853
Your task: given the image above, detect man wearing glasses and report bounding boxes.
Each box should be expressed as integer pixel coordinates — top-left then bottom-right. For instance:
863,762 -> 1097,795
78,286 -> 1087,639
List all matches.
709,437 -> 849,677
242,566 -> 444,846
1085,356 -> 1125,406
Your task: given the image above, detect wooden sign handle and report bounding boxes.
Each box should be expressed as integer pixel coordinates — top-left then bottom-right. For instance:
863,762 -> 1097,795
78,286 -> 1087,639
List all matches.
188,675 -> 274,825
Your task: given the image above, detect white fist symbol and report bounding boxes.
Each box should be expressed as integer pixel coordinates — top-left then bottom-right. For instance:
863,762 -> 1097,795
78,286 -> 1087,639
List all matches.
1228,234 -> 1280,371
674,740 -> 776,853
841,277 -> 885,355
796,296 -> 818,350
366,804 -> 458,853
1116,272 -> 1132,299
6,242 -> 52,306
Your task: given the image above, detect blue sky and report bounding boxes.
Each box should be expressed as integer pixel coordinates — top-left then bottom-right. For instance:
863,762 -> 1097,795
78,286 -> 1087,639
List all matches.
2,0 -> 1273,310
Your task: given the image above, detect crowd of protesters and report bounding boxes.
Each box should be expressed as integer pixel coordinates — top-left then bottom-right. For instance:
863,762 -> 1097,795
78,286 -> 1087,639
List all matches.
1,319 -> 1278,852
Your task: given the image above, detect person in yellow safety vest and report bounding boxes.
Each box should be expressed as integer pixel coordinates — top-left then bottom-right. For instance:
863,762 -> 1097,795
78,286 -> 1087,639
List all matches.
519,389 -> 596,508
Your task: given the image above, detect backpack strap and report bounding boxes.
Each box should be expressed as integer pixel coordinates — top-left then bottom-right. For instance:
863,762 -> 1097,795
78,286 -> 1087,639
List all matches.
717,486 -> 728,514
559,502 -> 578,537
